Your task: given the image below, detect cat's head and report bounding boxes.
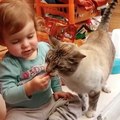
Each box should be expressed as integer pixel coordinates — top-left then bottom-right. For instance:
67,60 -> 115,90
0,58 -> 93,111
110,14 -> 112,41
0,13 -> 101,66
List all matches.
45,36 -> 86,76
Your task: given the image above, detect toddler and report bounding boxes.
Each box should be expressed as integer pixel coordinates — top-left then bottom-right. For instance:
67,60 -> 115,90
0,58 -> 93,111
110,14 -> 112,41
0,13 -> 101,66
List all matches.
0,0 -> 82,120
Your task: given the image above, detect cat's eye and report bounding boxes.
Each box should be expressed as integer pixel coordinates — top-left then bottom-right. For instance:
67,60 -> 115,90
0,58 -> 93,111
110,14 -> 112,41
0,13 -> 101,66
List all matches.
57,65 -> 64,71
66,58 -> 75,65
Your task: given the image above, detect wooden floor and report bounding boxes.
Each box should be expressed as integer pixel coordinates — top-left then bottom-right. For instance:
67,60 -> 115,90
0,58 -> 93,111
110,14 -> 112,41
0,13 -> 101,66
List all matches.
109,0 -> 120,32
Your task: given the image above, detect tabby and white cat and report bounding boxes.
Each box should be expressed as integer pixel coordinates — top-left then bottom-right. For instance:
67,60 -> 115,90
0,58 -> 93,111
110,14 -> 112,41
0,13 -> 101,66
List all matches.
45,0 -> 117,118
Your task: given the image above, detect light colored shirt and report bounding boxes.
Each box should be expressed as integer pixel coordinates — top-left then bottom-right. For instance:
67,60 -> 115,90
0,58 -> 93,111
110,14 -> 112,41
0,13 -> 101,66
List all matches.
0,42 -> 62,108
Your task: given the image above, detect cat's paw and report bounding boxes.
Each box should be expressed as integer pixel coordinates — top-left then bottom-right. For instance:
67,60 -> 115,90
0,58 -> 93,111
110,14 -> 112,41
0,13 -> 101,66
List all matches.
102,86 -> 111,93
78,94 -> 89,112
82,103 -> 89,112
86,110 -> 96,118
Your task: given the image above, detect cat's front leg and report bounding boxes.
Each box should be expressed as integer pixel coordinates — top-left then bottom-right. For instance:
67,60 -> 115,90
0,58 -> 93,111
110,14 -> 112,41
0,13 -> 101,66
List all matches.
102,83 -> 111,93
78,93 -> 89,112
86,90 -> 100,118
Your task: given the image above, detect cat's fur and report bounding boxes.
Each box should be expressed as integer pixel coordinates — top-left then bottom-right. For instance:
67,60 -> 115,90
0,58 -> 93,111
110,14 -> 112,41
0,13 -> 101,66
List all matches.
46,0 -> 117,118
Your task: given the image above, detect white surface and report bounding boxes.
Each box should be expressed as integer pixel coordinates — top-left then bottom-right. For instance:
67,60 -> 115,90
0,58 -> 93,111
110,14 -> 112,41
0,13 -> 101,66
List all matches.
112,29 -> 120,58
62,74 -> 120,120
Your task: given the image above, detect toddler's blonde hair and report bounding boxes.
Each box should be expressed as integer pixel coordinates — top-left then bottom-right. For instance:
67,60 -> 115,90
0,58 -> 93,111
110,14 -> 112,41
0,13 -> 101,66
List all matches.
0,0 -> 37,45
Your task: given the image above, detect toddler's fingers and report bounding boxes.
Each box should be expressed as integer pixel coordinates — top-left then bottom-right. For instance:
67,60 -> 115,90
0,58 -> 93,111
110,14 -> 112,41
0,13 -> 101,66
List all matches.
38,73 -> 50,79
41,75 -> 50,83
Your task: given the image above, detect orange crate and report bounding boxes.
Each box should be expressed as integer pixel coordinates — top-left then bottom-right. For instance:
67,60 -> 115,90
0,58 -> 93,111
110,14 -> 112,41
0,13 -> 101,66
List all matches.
34,0 -> 99,24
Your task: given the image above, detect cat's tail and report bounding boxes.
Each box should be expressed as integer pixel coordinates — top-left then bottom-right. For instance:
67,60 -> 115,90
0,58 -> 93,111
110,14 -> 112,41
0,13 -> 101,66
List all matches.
98,0 -> 118,30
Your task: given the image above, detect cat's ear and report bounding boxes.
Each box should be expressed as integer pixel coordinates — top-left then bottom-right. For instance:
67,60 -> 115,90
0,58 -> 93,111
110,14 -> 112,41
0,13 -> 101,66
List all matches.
69,51 -> 86,63
72,51 -> 86,59
48,36 -> 61,48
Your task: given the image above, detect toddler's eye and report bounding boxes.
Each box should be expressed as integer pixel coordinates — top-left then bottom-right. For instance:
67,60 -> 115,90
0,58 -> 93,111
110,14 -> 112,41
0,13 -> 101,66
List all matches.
27,33 -> 34,39
27,32 -> 35,39
11,40 -> 19,44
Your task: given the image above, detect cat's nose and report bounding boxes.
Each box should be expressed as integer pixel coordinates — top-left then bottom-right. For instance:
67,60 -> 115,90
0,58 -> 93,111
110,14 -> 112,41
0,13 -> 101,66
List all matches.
46,66 -> 56,77
46,65 -> 52,74
46,69 -> 54,77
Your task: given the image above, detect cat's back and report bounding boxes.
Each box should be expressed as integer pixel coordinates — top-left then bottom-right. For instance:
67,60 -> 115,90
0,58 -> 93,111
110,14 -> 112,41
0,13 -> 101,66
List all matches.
78,19 -> 115,60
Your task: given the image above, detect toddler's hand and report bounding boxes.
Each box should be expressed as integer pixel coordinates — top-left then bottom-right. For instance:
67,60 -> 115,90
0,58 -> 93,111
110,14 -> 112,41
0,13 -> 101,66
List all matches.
53,91 -> 74,101
25,74 -> 50,96
32,74 -> 50,90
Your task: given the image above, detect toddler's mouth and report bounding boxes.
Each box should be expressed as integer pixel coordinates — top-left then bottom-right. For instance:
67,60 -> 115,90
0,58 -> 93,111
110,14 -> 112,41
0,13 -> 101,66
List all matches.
23,50 -> 33,55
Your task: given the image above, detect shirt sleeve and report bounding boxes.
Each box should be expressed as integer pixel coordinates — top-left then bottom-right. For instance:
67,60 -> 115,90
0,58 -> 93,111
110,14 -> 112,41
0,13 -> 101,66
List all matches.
51,76 -> 62,92
0,56 -> 29,104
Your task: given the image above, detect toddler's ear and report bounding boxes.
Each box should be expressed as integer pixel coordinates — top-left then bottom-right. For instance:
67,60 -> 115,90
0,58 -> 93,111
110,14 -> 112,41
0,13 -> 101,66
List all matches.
0,40 -> 6,46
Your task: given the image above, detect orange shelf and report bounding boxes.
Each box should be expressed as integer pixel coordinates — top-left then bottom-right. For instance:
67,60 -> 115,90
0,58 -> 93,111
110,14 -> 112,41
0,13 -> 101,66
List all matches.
34,0 -> 99,24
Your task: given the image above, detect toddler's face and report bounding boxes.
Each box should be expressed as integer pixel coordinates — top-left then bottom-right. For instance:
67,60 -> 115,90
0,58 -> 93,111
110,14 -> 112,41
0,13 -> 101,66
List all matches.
3,20 -> 38,59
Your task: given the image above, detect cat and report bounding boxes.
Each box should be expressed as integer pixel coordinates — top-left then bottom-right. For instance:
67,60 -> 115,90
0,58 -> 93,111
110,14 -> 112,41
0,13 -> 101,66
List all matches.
45,0 -> 117,118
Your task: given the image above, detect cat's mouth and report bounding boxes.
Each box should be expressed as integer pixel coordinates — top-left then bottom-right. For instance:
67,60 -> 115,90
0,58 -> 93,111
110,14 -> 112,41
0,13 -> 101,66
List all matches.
46,65 -> 58,77
48,72 -> 58,77
46,70 -> 58,77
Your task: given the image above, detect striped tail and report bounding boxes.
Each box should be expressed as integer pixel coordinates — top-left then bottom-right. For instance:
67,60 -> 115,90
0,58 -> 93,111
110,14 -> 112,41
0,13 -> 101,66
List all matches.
98,0 -> 118,30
